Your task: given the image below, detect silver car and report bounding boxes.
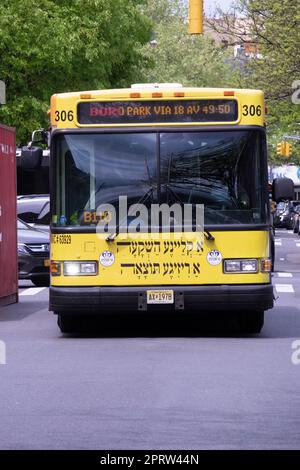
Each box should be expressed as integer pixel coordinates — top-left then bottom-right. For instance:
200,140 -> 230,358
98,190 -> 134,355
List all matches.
17,194 -> 50,231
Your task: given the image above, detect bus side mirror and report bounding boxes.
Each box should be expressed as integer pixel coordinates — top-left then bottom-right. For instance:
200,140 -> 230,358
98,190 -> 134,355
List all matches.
20,146 -> 43,170
272,178 -> 294,202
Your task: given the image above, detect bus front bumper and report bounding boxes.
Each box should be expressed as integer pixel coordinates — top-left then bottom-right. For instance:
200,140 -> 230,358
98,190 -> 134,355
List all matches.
49,284 -> 273,314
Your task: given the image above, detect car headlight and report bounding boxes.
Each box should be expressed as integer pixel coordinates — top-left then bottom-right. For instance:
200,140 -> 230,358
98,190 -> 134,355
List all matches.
50,261 -> 61,276
63,261 -> 98,276
223,259 -> 258,273
18,243 -> 29,254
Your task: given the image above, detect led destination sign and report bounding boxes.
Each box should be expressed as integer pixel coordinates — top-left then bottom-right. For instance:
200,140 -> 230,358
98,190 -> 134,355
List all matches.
77,99 -> 238,125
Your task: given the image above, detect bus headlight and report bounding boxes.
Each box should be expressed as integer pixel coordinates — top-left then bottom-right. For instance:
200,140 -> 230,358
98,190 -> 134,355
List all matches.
63,261 -> 98,276
223,259 -> 258,273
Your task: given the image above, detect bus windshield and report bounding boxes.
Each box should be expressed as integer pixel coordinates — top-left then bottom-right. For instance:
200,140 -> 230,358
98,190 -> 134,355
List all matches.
53,129 -> 267,228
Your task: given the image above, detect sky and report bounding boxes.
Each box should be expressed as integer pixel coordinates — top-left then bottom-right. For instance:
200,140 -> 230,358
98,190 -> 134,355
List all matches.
204,0 -> 233,15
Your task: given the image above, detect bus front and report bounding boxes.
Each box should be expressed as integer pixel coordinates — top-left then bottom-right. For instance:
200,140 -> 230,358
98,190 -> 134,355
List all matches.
49,85 -> 273,333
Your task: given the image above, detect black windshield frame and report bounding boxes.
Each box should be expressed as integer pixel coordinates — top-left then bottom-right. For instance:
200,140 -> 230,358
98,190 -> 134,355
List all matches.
50,126 -> 270,233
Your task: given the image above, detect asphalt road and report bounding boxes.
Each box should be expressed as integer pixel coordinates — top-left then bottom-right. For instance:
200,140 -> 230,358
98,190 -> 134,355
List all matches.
0,230 -> 300,450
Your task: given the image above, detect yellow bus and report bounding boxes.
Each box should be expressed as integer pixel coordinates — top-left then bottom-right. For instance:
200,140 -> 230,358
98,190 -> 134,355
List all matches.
45,83 -> 280,334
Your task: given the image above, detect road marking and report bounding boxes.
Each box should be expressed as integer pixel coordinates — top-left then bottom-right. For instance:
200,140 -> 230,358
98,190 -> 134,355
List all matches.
275,241 -> 282,246
19,287 -> 46,296
296,243 -> 300,247
279,258 -> 285,261
275,284 -> 294,293
277,272 -> 293,278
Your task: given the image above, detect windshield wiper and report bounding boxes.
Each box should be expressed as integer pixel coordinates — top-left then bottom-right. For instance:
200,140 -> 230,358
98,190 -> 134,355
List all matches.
164,184 -> 215,241
164,184 -> 184,204
204,229 -> 215,241
106,187 -> 155,242
106,156 -> 155,242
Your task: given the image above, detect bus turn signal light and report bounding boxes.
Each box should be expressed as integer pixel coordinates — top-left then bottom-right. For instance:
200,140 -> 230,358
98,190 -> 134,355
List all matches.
261,259 -> 272,272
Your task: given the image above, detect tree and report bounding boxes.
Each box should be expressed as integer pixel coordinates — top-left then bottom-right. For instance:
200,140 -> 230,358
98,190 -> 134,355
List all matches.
140,0 -> 238,88
0,0 -> 152,144
207,0 -> 300,163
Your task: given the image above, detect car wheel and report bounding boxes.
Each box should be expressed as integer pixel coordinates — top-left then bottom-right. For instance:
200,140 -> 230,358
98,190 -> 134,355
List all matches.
57,314 -> 83,333
237,311 -> 264,334
32,276 -> 50,287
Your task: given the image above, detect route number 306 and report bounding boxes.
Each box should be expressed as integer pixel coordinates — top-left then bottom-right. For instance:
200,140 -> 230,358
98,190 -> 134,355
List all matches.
242,105 -> 262,117
54,110 -> 74,122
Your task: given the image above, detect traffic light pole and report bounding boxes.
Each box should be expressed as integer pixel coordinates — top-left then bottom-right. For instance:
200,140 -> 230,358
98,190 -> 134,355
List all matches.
283,135 -> 300,141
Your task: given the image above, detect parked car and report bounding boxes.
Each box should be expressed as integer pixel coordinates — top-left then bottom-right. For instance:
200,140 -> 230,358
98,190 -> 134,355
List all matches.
17,194 -> 50,231
287,201 -> 300,230
274,201 -> 299,229
292,204 -> 300,233
18,219 -> 50,287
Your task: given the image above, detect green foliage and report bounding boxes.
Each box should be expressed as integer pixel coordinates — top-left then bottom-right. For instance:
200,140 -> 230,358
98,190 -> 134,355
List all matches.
223,0 -> 300,164
140,0 -> 238,88
0,0 -> 152,144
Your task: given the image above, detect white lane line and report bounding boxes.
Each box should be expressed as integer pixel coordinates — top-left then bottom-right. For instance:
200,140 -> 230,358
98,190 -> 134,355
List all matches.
279,258 -> 285,261
296,243 -> 300,247
19,287 -> 46,296
277,272 -> 293,278
275,241 -> 282,246
275,284 -> 295,293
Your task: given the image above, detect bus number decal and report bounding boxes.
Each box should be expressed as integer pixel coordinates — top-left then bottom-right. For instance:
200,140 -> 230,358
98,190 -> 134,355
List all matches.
242,105 -> 262,117
52,234 -> 72,245
54,110 -> 74,122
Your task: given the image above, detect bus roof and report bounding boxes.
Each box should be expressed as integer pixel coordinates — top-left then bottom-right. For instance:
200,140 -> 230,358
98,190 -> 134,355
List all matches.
50,85 -> 265,128
51,85 -> 264,100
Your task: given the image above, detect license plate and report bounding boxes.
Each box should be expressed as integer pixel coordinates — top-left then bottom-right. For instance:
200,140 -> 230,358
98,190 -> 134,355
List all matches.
147,290 -> 174,304
44,259 -> 50,267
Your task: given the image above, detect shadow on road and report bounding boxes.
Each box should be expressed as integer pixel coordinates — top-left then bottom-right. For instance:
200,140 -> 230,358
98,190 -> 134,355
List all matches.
262,306 -> 300,339
59,312 -> 240,339
0,296 -> 48,322
58,306 -> 300,339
